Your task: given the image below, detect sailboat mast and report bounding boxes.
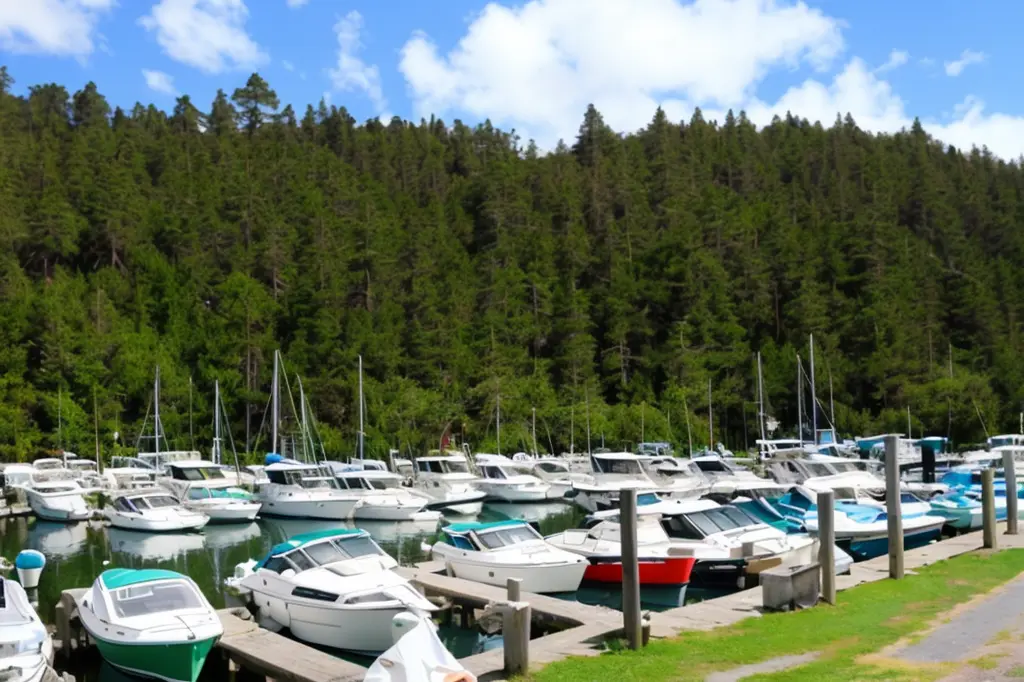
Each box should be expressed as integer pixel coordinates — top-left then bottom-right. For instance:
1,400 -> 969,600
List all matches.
585,387 -> 592,455
829,366 -> 836,433
154,365 -> 161,458
641,402 -> 645,444
757,352 -> 766,444
93,386 -> 100,468
358,355 -> 364,461
708,378 -> 713,450
809,334 -> 817,446
57,386 -> 63,453
496,391 -> 501,456
271,350 -> 280,456
214,380 -> 221,465
569,404 -> 575,456
796,354 -> 803,447
907,405 -> 912,440
532,407 -> 538,456
188,376 -> 194,451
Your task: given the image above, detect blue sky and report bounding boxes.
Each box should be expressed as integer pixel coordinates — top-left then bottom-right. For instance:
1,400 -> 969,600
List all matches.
2,1 -> 1022,155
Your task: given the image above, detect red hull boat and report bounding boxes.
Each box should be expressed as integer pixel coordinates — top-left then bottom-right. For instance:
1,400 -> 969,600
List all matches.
583,556 -> 696,586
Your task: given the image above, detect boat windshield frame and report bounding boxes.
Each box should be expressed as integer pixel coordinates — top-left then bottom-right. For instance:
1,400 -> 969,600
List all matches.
470,524 -> 543,550
676,506 -> 761,537
264,534 -> 386,574
109,579 -> 206,619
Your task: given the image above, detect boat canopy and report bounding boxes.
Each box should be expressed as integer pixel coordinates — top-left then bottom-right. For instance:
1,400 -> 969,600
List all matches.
442,519 -> 541,551
255,528 -> 382,571
100,568 -> 186,590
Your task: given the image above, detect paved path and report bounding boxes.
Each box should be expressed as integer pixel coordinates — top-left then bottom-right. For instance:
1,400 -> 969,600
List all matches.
704,653 -> 820,682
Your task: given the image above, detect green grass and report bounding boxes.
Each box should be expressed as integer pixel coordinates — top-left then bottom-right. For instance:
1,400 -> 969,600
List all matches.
1007,665 -> 1024,677
527,549 -> 1024,682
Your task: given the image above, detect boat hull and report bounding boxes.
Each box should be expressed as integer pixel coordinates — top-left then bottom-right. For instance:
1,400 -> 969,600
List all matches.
258,498 -> 358,520
440,557 -> 587,593
353,503 -> 442,522
184,502 -> 261,523
106,513 -> 209,533
29,504 -> 92,522
583,556 -> 695,586
422,498 -> 484,516
92,634 -> 218,682
477,485 -> 551,503
839,525 -> 943,561
26,491 -> 92,523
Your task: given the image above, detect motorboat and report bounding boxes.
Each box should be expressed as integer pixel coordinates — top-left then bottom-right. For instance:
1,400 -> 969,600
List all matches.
0,577 -> 53,682
256,458 -> 361,520
473,456 -> 551,503
328,466 -> 442,522
569,452 -> 663,513
545,516 -> 700,588
425,520 -> 588,593
78,569 -> 222,682
62,455 -> 107,489
0,464 -> 34,490
227,528 -> 435,654
687,455 -> 790,499
410,453 -> 487,515
523,458 -> 594,499
104,489 -> 209,532
159,461 -> 261,523
769,485 -> 946,560
929,491 -> 984,531
25,479 -> 96,522
651,498 -> 819,589
29,458 -> 70,478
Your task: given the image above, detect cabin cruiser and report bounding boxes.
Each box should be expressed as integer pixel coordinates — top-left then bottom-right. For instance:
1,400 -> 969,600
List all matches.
570,452 -> 692,513
473,455 -> 551,503
105,488 -> 209,532
25,479 -> 96,522
0,464 -> 34,490
227,528 -> 435,654
426,520 -> 588,593
410,453 -> 487,515
328,465 -> 442,522
764,485 -> 946,560
767,457 -> 946,499
29,458 -> 70,478
0,577 -> 53,682
62,455 -> 107,489
79,569 -> 222,682
522,458 -> 593,498
687,456 -> 789,499
256,458 -> 361,520
158,461 -> 261,523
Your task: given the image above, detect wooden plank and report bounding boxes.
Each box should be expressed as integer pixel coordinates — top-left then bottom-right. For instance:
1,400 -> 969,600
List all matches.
216,612 -> 365,682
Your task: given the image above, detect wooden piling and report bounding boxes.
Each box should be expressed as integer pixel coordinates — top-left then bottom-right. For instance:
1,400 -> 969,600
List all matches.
817,489 -> 836,604
884,434 -> 904,579
620,488 -> 642,650
1003,451 -> 1019,536
503,578 -> 530,676
982,468 -> 998,549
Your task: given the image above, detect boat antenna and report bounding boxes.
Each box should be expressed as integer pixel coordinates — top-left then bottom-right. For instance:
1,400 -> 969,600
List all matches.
93,386 -> 101,471
531,407 -> 538,456
585,386 -> 592,455
757,352 -> 766,445
569,403 -> 575,456
58,385 -> 63,455
707,377 -> 713,450
496,386 -> 501,456
682,393 -> 693,457
809,334 -> 817,446
154,365 -> 162,459
796,353 -> 803,447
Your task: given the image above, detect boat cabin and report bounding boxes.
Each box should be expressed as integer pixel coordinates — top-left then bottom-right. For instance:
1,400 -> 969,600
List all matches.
658,500 -> 763,539
415,456 -> 471,475
32,458 -> 66,472
265,461 -> 340,490
256,529 -> 391,575
92,569 -> 206,620
112,492 -> 181,514
333,469 -> 404,491
166,461 -> 228,482
590,452 -> 651,476
441,520 -> 543,552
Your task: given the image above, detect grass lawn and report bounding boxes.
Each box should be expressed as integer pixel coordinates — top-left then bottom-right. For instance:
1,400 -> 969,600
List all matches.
527,549 -> 1024,682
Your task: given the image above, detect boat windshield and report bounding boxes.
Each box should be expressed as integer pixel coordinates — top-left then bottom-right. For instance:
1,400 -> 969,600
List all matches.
111,581 -> 205,618
474,525 -> 540,549
593,458 -> 645,476
300,536 -> 383,565
138,495 -> 179,509
535,461 -> 568,475
298,476 -> 338,490
70,461 -> 97,471
172,466 -> 225,482
479,465 -> 507,480
684,507 -> 759,535
338,476 -> 390,491
444,460 -> 469,474
804,463 -> 835,477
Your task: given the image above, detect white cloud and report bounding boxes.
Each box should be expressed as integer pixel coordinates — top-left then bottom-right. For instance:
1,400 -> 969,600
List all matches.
400,0 -> 843,142
0,0 -> 115,58
944,49 -> 985,77
142,69 -> 177,95
875,49 -> 908,73
286,0 -> 309,6
139,0 -> 267,74
328,11 -> 387,114
282,59 -> 294,71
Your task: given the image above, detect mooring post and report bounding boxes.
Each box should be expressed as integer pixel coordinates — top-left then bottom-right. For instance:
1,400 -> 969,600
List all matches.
982,468 -> 998,549
1003,451 -> 1019,536
502,578 -> 530,676
620,487 -> 642,650
817,489 -> 836,604
884,435 -> 904,579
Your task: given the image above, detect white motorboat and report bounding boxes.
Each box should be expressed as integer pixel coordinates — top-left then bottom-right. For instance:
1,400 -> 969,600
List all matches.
410,453 -> 487,515
473,456 -> 551,503
29,458 -> 70,478
104,489 -> 209,532
1,464 -> 34,490
25,479 -> 96,522
78,569 -> 222,682
256,459 -> 361,520
227,528 -> 435,654
0,577 -> 53,682
524,458 -> 594,499
426,520 -> 588,593
688,455 -> 790,498
62,455 -> 107,489
159,461 -> 261,523
569,452 -> 665,513
329,466 -> 442,522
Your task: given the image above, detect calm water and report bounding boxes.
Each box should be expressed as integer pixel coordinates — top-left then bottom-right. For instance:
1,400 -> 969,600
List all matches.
0,501 -> 719,679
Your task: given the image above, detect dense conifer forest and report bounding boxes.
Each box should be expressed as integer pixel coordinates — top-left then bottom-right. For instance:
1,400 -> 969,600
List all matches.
0,66 -> 1018,461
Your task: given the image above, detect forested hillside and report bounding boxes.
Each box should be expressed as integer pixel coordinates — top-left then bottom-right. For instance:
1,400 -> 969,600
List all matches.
0,67 -> 1018,461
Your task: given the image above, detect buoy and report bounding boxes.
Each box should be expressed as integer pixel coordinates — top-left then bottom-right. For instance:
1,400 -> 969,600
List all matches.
390,611 -> 424,646
15,549 -> 45,589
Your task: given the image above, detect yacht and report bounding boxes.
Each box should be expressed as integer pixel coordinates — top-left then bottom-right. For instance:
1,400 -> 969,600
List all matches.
328,465 -> 442,522
30,458 -> 70,478
0,577 -> 53,682
227,528 -> 435,654
687,455 -> 789,499
104,488 -> 209,532
25,479 -> 96,522
473,455 -> 551,502
569,452 -> 664,513
63,455 -> 107,489
159,461 -> 261,523
523,457 -> 593,498
426,520 -> 588,593
410,452 -> 487,515
79,569 -> 222,682
256,458 -> 361,520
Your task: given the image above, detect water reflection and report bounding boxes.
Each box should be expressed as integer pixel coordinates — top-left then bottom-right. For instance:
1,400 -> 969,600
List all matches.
107,528 -> 206,561
28,521 -> 90,559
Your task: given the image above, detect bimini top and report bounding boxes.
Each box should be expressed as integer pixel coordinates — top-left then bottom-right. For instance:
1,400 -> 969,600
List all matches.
100,568 -> 186,590
443,519 -> 527,535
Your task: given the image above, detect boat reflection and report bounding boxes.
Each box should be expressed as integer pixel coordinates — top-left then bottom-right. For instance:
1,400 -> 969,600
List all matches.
107,527 -> 206,561
28,520 -> 90,559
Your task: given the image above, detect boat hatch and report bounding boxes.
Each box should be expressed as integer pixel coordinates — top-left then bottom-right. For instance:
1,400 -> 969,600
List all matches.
111,581 -> 204,618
